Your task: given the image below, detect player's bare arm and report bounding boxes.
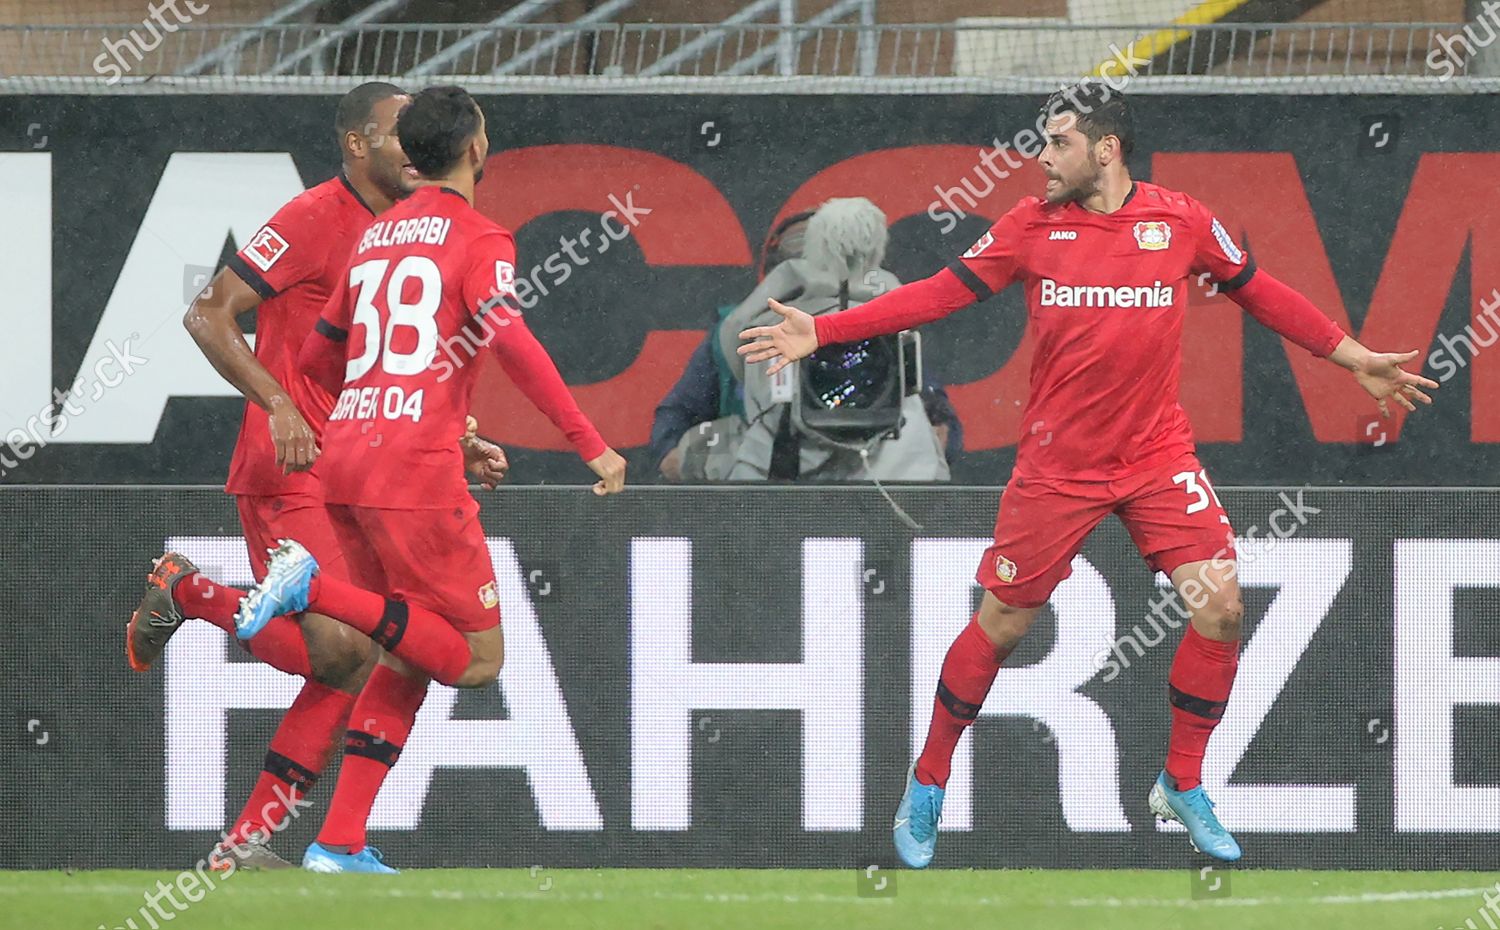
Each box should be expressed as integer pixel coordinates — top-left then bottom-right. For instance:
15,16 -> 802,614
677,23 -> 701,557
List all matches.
183,269 -> 319,474
1328,338 -> 1439,416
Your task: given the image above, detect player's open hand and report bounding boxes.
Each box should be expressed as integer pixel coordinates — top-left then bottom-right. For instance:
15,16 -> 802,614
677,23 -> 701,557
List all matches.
460,416 -> 509,489
1352,348 -> 1439,417
586,447 -> 627,496
738,299 -> 819,375
270,399 -> 319,474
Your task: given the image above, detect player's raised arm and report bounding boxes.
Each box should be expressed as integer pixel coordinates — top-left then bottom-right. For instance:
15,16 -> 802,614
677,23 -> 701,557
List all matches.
738,207 -> 1026,375
184,264 -> 320,474
1190,203 -> 1438,417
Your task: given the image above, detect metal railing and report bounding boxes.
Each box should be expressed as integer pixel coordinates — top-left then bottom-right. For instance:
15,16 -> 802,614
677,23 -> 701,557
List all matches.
0,20 -> 1491,91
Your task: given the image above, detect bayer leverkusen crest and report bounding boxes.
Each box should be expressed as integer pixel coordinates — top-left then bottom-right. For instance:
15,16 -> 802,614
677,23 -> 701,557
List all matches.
994,554 -> 1017,584
1133,221 -> 1171,251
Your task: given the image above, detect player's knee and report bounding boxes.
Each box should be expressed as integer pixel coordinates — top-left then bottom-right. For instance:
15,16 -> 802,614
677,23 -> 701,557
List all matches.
977,593 -> 1040,651
1195,590 -> 1244,641
451,629 -> 505,688
452,654 -> 503,689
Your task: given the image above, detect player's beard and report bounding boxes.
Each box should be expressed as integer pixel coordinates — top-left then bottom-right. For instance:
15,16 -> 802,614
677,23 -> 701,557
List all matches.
1045,151 -> 1104,205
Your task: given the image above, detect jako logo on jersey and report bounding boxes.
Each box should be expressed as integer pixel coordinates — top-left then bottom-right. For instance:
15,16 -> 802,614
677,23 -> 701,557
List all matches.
244,226 -> 289,271
477,580 -> 499,609
994,554 -> 1018,583
962,231 -> 994,259
1048,230 -> 1078,241
1039,278 -> 1175,309
1133,221 -> 1171,251
1210,218 -> 1245,264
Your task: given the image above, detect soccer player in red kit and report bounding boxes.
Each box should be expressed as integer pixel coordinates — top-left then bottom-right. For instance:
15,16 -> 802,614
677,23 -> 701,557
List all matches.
233,85 -> 626,873
124,82 -> 454,870
739,84 -> 1436,866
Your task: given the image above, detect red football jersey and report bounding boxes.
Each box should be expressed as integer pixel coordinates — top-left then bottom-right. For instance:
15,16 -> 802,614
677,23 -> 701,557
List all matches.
817,181 -> 1254,482
308,186 -> 606,509
949,182 -> 1252,480
224,174 -> 376,496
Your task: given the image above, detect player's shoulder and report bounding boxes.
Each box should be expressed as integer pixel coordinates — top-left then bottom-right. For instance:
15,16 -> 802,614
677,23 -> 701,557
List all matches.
981,195 -> 1051,239
272,175 -> 360,227
1004,195 -> 1049,223
1131,181 -> 1213,222
454,203 -> 515,252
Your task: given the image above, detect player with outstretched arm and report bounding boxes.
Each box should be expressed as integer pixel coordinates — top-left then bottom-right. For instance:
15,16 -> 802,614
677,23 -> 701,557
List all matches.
738,85 -> 1436,867
232,85 -> 626,873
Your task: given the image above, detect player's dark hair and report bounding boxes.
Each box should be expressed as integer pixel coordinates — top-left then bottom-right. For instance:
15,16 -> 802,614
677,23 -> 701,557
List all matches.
398,85 -> 484,179
334,81 -> 407,148
1042,82 -> 1134,157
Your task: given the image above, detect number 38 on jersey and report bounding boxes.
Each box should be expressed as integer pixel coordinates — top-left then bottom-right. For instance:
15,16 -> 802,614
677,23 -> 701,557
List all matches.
328,255 -> 444,424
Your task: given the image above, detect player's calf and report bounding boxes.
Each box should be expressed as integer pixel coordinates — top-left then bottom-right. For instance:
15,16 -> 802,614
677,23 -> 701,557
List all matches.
301,612 -> 378,693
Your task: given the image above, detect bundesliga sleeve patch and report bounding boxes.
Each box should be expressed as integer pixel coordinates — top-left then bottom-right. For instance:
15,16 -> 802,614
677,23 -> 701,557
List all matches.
961,230 -> 994,259
495,260 -> 517,298
1210,218 -> 1245,265
244,226 -> 290,272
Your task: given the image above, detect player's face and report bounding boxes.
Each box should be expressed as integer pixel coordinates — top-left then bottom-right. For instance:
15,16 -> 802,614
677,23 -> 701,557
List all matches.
362,94 -> 416,198
1039,113 -> 1103,205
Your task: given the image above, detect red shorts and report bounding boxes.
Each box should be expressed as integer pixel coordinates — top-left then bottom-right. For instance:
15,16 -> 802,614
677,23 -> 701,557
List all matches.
236,493 -> 348,584
325,498 -> 500,633
976,453 -> 1237,608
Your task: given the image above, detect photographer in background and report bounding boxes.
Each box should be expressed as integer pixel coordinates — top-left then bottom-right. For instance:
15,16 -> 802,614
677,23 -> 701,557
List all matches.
649,211 -> 814,480
719,197 -> 955,481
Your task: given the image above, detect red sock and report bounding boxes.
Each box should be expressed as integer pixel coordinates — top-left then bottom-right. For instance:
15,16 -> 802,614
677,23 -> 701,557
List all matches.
173,572 -> 241,634
309,575 -> 472,685
1165,625 -> 1240,791
915,612 -> 1011,788
224,680 -> 355,846
317,664 -> 429,852
173,572 -> 312,678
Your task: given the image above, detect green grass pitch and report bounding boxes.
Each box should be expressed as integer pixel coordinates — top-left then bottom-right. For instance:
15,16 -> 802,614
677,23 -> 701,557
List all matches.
4,869 -> 1496,930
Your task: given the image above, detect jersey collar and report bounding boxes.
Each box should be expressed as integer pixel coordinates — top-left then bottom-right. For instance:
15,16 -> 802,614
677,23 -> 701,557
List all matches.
338,171 -> 376,216
1062,180 -> 1139,218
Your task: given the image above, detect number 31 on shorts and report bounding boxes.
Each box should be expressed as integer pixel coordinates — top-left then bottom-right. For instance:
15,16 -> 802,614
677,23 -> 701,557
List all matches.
1173,469 -> 1223,515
